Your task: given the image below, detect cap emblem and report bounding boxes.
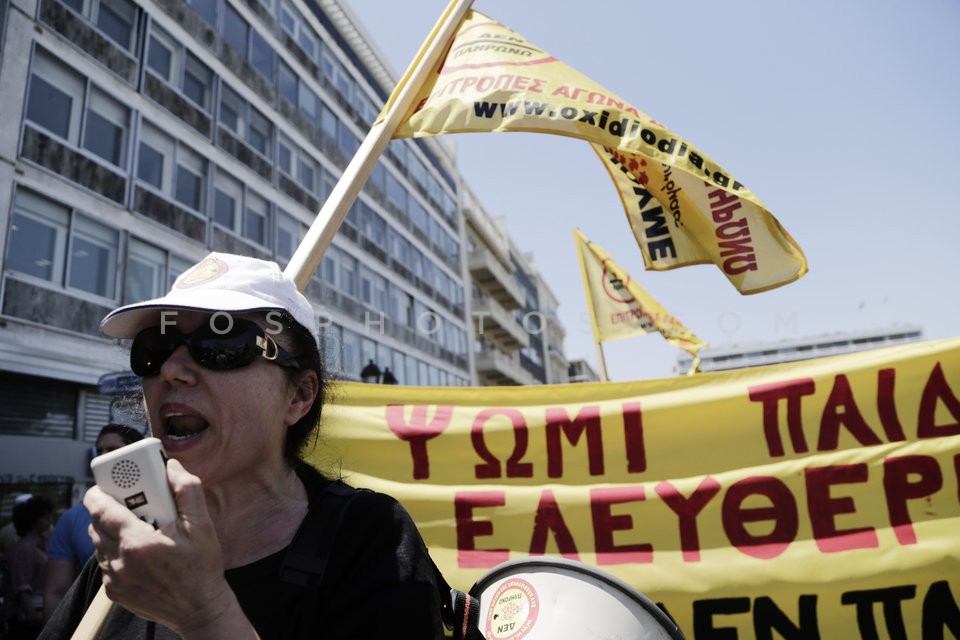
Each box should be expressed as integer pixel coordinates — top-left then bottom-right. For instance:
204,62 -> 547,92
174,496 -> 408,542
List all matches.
178,256 -> 228,289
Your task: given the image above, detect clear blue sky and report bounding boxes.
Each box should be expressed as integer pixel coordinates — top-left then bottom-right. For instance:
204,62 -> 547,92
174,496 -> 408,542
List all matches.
343,0 -> 960,381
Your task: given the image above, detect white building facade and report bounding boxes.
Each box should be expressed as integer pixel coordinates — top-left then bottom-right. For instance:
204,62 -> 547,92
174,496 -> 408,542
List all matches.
0,0 -> 565,503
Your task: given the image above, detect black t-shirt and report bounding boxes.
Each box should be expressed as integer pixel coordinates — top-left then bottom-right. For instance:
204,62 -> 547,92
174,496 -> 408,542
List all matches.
39,465 -> 445,639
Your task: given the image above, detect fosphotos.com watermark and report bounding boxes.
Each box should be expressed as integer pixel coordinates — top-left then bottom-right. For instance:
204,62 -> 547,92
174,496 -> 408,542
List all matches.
158,310 -> 288,335
571,309 -> 805,340
347,310 -> 547,336
155,309 -> 550,338
156,309 -> 806,343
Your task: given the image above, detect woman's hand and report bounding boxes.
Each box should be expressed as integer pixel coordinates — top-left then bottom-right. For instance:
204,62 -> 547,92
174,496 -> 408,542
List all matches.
85,459 -> 256,639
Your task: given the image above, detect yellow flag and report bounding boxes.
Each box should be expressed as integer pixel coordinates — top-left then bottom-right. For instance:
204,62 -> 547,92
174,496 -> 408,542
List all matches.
390,10 -> 808,294
574,228 -> 707,357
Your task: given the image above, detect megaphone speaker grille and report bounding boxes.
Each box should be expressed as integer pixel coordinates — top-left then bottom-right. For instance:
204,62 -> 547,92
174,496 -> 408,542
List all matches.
111,459 -> 141,489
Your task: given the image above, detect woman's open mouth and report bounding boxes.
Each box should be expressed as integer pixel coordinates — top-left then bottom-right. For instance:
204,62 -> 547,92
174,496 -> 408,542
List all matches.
163,413 -> 209,441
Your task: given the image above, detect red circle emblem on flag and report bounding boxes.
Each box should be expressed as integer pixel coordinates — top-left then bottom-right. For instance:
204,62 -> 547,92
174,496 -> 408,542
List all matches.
600,266 -> 635,305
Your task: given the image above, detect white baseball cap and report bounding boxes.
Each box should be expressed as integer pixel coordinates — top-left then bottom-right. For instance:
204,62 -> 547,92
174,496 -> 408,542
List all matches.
101,253 -> 318,343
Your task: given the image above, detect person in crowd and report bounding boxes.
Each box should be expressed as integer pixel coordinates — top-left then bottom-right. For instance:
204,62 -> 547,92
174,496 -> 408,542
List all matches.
5,496 -> 54,640
0,494 -> 33,568
1,494 -> 35,635
42,425 -> 144,622
40,252 -> 445,639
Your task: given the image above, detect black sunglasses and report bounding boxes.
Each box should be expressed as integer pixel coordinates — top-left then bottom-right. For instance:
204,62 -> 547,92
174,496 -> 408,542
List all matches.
130,317 -> 301,377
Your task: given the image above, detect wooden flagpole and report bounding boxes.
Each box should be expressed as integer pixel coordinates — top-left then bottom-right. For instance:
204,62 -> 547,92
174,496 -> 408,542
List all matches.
69,588 -> 112,640
284,0 -> 474,291
595,340 -> 609,382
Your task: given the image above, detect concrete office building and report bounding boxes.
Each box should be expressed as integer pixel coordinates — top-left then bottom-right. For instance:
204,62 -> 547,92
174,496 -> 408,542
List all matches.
674,325 -> 924,375
0,0 -> 566,503
463,184 -> 568,386
567,359 -> 600,383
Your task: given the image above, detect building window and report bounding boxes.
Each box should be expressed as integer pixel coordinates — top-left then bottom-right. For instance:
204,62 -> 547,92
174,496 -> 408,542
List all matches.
7,189 -> 68,281
187,0 -> 216,26
278,2 -> 295,34
359,266 -> 375,308
360,338 -> 377,371
341,328 -> 360,378
408,246 -> 423,281
97,0 -> 138,50
26,52 -> 130,168
124,239 -> 165,303
123,241 -> 189,305
297,30 -> 317,61
389,287 -> 412,327
389,139 -> 407,165
298,83 -> 318,126
385,173 -> 408,215
373,273 -> 388,314
277,59 -> 298,105
8,189 -> 118,299
296,151 -> 317,194
277,134 -> 293,176
405,355 -> 418,386
25,49 -> 84,144
275,210 -> 302,261
320,104 -> 337,146
352,90 -> 376,125
183,54 -> 213,110
368,161 -> 385,195
244,190 -> 268,246
442,191 -> 457,227
146,30 -> 174,80
219,84 -> 272,158
216,9 -> 276,88
321,250 -> 336,287
69,215 -> 119,297
250,29 -> 274,82
222,3 -> 248,58
247,108 -> 271,157
84,88 -> 129,167
410,201 -> 429,237
137,121 -> 207,213
212,170 -> 268,247
358,202 -> 386,249
323,245 -> 356,297
320,171 -> 335,203
321,50 -> 352,103
213,169 -> 242,231
175,145 -> 205,211
136,127 -> 169,190
337,122 -> 358,158
278,133 -> 320,195
148,29 -> 215,112
219,84 -> 242,132
409,157 -> 429,193
280,1 -> 316,60
391,349 -> 405,385
61,0 -> 139,51
339,253 -> 356,297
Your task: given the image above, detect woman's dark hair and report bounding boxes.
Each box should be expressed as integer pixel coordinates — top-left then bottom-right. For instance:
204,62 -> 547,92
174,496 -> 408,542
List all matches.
97,423 -> 145,447
12,496 -> 54,536
271,310 -> 326,464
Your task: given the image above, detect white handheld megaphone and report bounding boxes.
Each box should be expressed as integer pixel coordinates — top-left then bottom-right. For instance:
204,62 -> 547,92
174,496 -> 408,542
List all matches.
469,557 -> 685,639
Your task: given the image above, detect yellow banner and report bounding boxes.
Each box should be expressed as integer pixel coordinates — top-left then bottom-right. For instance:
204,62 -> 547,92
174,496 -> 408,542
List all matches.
575,227 -> 707,356
389,10 -> 808,294
310,338 -> 960,639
